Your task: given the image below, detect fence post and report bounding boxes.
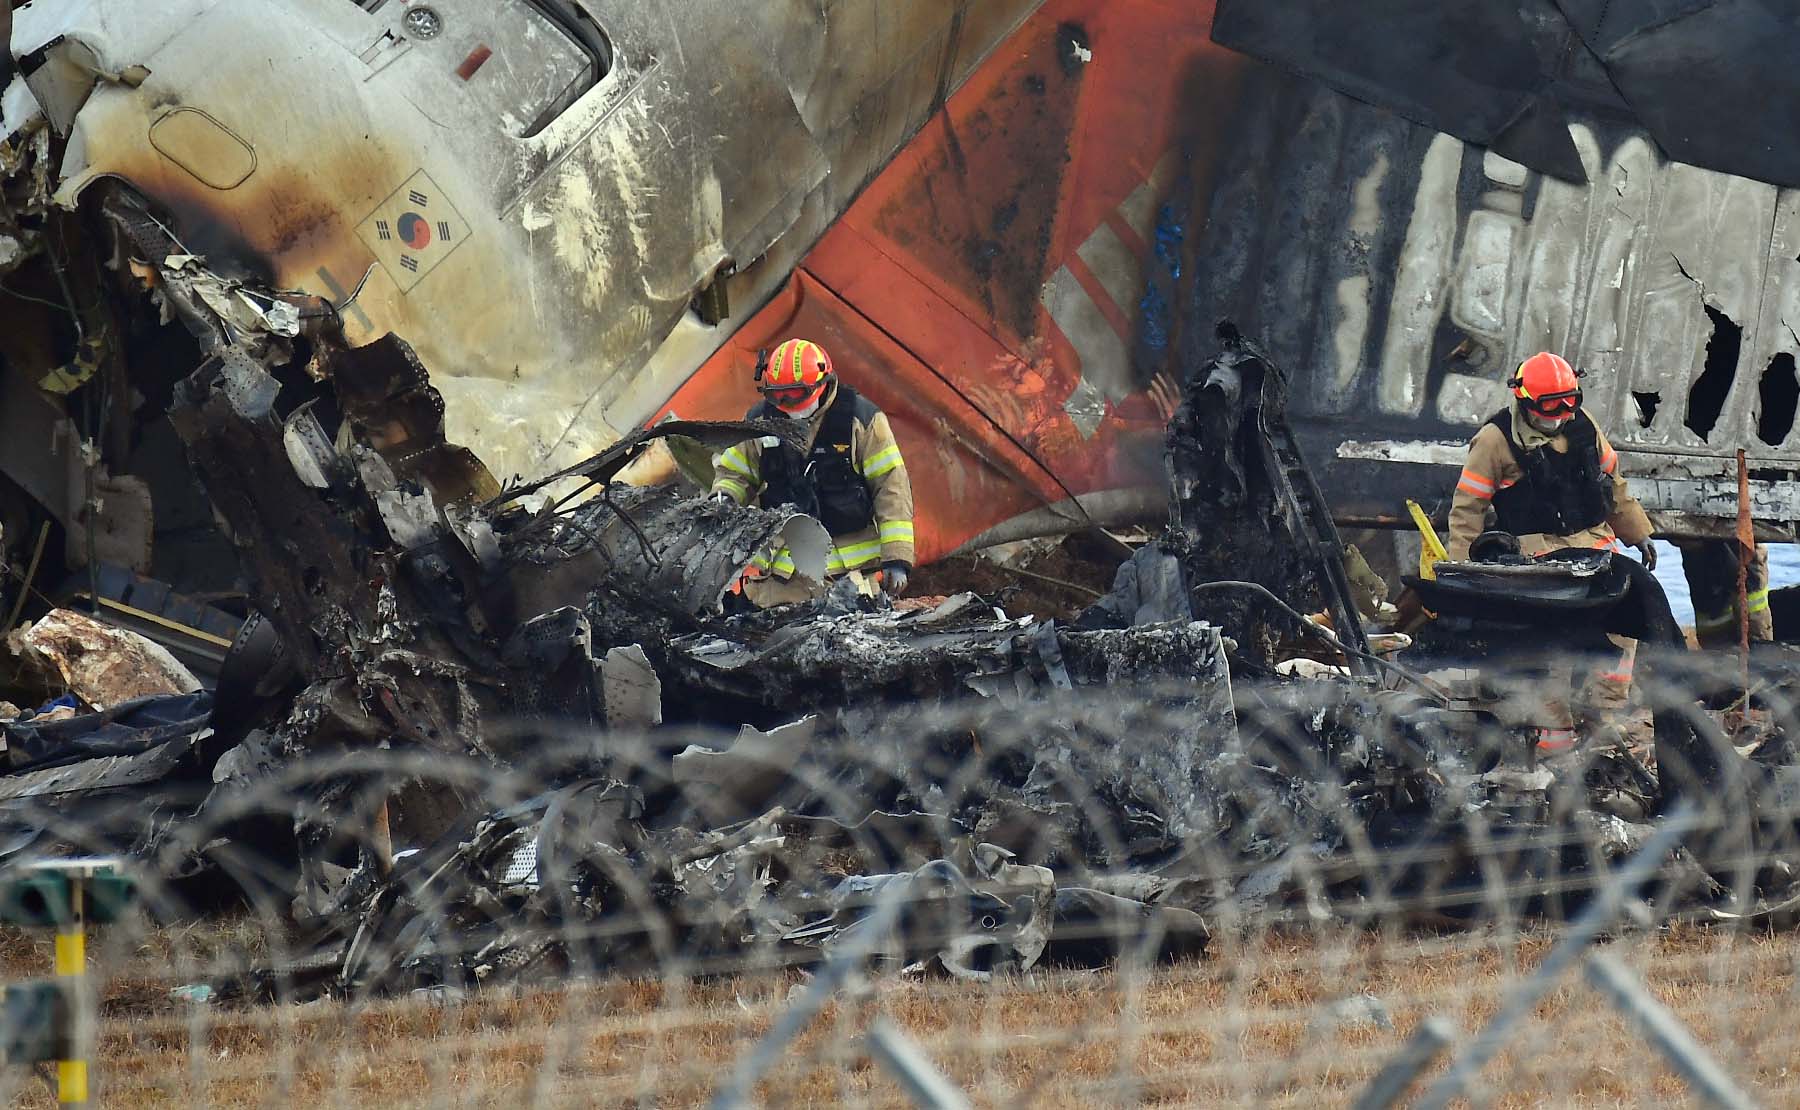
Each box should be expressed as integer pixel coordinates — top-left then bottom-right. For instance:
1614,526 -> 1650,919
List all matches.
0,860 -> 128,1106
708,885 -> 908,1109
1352,1016 -> 1456,1110
1583,953 -> 1757,1109
52,875 -> 89,1108
865,1019 -> 973,1110
1414,803 -> 1699,1109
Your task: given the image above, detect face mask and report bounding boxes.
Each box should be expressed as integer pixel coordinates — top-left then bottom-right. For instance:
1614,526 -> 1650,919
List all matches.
783,394 -> 823,419
1524,409 -> 1571,434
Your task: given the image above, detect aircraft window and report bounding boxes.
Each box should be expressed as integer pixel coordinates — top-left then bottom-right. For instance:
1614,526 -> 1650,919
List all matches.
1685,304 -> 1742,442
363,2 -> 610,137
517,1 -> 612,134
1758,354 -> 1798,447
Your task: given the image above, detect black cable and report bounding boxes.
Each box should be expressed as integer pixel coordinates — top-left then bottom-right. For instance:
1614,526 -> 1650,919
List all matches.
0,282 -> 72,311
1190,580 -> 1451,703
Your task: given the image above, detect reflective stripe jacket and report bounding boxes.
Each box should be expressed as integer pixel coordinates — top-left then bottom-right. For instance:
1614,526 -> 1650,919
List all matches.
711,383 -> 915,574
1447,411 -> 1652,560
1675,538 -> 1772,645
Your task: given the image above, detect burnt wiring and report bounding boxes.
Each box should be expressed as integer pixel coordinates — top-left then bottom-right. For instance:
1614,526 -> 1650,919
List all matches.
503,476 -> 660,570
0,281 -> 71,311
601,484 -> 661,569
1191,579 -> 1451,704
548,476 -> 603,514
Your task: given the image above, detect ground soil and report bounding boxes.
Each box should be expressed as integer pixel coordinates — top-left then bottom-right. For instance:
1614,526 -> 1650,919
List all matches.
3,919 -> 1795,1107
910,534 -> 1123,621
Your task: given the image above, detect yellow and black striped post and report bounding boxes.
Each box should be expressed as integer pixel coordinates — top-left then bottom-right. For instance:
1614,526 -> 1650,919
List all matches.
0,859 -> 128,1105
52,876 -> 88,1108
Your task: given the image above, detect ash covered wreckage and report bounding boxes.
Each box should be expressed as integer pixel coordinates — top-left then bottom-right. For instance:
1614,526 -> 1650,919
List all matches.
3,0 -> 1800,1001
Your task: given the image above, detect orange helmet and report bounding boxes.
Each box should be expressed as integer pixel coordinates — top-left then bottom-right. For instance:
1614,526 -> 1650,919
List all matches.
1508,351 -> 1583,418
758,338 -> 833,413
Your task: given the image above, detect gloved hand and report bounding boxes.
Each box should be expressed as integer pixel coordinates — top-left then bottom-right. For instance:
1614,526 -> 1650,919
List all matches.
1634,540 -> 1658,571
881,561 -> 911,596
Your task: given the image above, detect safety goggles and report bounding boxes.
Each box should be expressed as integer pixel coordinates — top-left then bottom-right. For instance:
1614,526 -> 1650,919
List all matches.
760,384 -> 819,407
1520,390 -> 1580,417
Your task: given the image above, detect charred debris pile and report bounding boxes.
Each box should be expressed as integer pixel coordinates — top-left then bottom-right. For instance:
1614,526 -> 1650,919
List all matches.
3,277 -> 1800,997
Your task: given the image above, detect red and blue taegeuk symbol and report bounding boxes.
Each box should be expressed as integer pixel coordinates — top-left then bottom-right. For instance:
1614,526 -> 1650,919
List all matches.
396,212 -> 432,250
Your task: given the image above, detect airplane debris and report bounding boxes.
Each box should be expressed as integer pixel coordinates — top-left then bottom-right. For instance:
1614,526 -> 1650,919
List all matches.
0,314 -> 1796,1010
1,9 -> 1799,1067
7,608 -> 202,710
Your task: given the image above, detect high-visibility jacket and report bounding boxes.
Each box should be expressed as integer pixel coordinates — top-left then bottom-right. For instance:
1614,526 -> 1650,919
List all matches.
1448,406 -> 1651,560
1677,538 -> 1772,646
711,381 -> 915,576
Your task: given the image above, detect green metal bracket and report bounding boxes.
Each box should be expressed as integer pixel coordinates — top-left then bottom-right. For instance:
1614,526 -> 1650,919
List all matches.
0,861 -> 136,927
0,874 -> 74,928
84,874 -> 135,926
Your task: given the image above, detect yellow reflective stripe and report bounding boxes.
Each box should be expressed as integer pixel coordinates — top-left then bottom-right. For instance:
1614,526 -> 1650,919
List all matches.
717,447 -> 756,478
714,477 -> 751,503
748,548 -> 799,577
878,520 -> 914,542
1698,588 -> 1773,623
862,445 -> 904,478
827,540 -> 884,571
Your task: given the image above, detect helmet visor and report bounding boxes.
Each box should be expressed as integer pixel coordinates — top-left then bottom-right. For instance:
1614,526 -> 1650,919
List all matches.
761,383 -> 823,411
1521,389 -> 1580,417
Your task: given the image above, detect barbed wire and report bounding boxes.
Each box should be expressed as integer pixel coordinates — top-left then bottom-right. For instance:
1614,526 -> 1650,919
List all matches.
2,652 -> 1799,1107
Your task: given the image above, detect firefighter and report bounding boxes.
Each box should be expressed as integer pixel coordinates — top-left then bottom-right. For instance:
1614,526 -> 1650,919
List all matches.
711,338 -> 915,598
1675,539 -> 1771,648
1446,351 -> 1658,749
1447,351 -> 1655,564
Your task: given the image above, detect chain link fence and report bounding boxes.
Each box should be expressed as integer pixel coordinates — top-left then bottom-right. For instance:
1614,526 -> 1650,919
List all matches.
2,650 -> 1799,1107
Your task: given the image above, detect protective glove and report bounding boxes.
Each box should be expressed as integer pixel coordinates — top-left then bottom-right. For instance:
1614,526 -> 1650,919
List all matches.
1633,540 -> 1658,571
881,561 -> 911,596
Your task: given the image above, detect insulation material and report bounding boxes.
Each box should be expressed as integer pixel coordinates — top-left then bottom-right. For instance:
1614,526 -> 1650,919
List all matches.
601,645 -> 662,730
8,608 -> 202,710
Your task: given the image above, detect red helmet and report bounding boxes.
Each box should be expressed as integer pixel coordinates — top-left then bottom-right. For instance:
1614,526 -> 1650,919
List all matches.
1509,351 -> 1583,418
759,338 -> 833,413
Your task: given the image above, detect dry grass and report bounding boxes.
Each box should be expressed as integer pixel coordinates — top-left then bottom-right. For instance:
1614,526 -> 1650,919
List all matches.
2,920 -> 1797,1107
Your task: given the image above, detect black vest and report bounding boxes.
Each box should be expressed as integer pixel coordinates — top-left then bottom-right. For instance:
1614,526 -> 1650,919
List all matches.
745,384 -> 877,535
1484,408 -> 1614,537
